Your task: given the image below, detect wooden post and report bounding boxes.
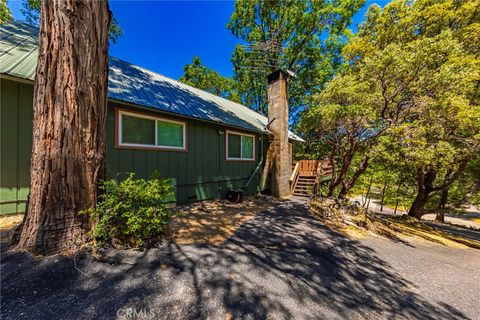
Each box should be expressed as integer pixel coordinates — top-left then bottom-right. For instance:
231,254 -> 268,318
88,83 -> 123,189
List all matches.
380,179 -> 387,212
394,183 -> 400,215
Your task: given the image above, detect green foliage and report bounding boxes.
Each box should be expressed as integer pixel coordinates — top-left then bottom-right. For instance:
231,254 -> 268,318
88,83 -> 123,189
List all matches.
20,0 -> 39,25
350,162 -> 417,210
227,0 -> 365,117
0,0 -> 12,24
81,173 -> 176,247
180,56 -> 241,103
298,0 -> 480,212
299,72 -> 379,196
363,1 -> 480,214
20,0 -> 123,43
108,17 -> 123,44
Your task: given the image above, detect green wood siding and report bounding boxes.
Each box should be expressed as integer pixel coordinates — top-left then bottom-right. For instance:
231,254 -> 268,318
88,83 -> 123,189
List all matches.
0,79 -> 264,214
107,103 -> 263,203
1,79 -> 33,215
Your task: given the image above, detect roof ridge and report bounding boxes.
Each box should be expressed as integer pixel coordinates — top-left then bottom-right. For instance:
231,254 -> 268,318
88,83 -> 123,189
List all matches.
0,20 -> 304,142
109,56 -> 267,121
2,21 -> 267,122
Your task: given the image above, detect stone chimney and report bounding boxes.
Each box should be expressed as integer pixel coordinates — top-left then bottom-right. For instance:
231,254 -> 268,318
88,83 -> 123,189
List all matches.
266,70 -> 291,198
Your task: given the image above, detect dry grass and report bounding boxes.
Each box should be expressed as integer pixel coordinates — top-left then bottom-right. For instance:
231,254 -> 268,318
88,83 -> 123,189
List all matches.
310,199 -> 480,249
170,195 -> 277,245
0,214 -> 23,231
0,197 -> 276,247
366,215 -> 477,249
0,214 -> 24,244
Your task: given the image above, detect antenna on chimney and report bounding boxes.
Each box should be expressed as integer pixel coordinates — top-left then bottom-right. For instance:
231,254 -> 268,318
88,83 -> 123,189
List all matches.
236,30 -> 286,71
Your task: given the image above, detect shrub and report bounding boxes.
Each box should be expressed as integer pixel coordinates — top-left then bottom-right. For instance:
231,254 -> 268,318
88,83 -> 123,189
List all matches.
82,173 -> 175,247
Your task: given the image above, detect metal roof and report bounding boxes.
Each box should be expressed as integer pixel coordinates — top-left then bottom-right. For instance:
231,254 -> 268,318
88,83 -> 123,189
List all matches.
0,22 -> 38,80
0,21 -> 304,141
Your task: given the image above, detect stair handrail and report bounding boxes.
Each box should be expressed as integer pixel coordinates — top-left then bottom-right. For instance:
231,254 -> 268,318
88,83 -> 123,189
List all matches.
319,160 -> 334,176
290,161 -> 300,192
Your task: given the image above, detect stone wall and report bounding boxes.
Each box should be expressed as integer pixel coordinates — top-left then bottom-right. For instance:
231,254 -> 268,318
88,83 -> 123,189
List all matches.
266,70 -> 291,198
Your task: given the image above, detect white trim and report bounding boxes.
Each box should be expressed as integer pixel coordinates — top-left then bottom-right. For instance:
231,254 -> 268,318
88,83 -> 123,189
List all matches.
118,110 -> 186,150
226,130 -> 255,161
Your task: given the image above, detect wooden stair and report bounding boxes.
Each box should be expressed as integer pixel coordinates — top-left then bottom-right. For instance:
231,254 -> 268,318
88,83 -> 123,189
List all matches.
290,160 -> 334,197
292,175 -> 316,197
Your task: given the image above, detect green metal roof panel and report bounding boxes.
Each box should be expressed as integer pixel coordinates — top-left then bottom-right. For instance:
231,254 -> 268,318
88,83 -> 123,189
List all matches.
108,57 -> 266,132
0,22 -> 38,80
0,21 -> 304,141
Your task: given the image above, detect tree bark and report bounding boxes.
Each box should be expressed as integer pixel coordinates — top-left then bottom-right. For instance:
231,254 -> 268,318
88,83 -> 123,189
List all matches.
338,155 -> 369,198
458,174 -> 480,206
15,0 -> 111,254
380,179 -> 387,212
408,170 -> 435,219
435,212 -> 445,223
435,188 -> 448,222
393,183 -> 400,215
408,189 -> 429,219
363,176 -> 373,207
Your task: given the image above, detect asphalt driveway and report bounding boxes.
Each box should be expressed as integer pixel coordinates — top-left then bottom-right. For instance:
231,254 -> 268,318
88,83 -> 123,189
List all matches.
1,198 -> 479,320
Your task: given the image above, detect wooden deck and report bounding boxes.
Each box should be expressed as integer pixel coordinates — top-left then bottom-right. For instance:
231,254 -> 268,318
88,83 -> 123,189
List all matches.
290,160 -> 334,197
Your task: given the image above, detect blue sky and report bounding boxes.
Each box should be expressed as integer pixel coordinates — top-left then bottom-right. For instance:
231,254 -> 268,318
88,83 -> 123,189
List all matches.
7,0 -> 390,80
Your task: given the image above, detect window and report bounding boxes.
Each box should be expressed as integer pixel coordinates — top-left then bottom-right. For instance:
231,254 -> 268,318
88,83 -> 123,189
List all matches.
226,131 -> 255,160
117,110 -> 186,150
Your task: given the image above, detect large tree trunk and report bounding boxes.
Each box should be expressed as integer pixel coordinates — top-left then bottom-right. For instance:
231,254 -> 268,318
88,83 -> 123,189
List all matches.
338,155 -> 369,198
408,190 -> 429,219
16,0 -> 111,254
408,170 -> 435,219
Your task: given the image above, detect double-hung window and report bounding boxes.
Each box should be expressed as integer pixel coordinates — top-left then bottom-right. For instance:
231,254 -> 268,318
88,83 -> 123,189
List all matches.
117,110 -> 186,150
226,131 -> 255,160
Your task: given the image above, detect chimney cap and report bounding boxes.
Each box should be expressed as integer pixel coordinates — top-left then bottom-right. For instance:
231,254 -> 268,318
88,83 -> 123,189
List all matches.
267,69 -> 288,84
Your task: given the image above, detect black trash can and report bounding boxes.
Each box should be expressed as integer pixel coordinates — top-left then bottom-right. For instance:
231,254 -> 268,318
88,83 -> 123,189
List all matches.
226,189 -> 243,203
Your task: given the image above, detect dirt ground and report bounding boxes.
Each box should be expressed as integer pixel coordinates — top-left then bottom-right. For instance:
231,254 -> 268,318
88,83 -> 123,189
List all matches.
0,196 -> 278,247
310,198 -> 480,250
0,214 -> 23,231
171,195 -> 280,245
422,212 -> 480,230
0,214 -> 23,245
351,195 -> 480,230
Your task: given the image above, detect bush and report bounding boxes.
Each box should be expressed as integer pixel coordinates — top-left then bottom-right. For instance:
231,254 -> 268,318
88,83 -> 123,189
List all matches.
82,173 -> 175,248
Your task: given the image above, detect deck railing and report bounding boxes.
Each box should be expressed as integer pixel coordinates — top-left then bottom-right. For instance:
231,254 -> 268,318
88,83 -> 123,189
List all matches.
290,159 -> 334,192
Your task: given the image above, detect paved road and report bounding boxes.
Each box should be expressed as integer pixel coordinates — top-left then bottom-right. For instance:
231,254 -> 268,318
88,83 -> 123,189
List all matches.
2,198 -> 479,319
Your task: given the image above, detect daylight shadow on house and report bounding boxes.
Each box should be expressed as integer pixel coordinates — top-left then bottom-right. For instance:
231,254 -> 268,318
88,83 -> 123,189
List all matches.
108,57 -> 265,132
0,199 -> 470,320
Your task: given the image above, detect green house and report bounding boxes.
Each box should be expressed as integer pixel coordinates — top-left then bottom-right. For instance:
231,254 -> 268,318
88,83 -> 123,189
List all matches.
0,21 -> 302,215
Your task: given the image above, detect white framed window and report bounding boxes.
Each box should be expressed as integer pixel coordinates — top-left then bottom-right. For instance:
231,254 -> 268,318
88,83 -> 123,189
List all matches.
226,130 -> 255,161
117,109 -> 186,151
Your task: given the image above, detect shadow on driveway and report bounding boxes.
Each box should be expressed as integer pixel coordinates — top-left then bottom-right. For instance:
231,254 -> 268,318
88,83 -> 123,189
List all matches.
0,199 -> 470,319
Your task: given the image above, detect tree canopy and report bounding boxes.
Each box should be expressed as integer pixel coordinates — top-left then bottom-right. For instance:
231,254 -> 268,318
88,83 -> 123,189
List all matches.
20,0 -> 123,43
227,0 -> 365,118
0,0 -> 12,24
179,56 -> 241,103
299,0 -> 480,217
